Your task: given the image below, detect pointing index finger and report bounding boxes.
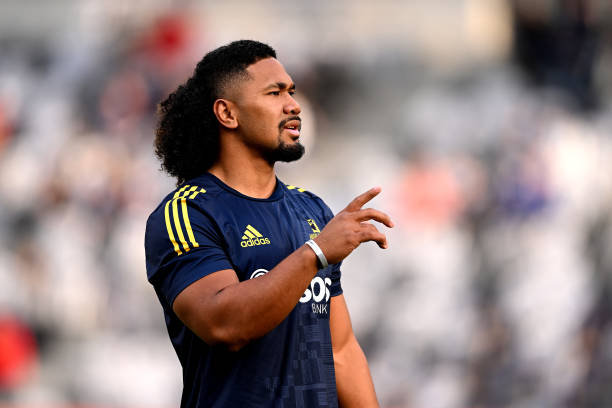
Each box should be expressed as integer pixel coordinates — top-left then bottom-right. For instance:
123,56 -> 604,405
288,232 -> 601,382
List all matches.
345,187 -> 382,212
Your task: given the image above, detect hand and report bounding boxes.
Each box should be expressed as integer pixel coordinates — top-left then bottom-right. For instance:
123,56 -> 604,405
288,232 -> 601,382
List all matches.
314,187 -> 394,265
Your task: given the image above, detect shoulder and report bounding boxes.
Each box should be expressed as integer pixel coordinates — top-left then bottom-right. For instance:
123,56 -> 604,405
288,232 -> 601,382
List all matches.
145,177 -> 224,257
147,180 -> 212,227
282,182 -> 335,220
144,177 -> 227,281
284,182 -> 321,203
147,174 -> 228,222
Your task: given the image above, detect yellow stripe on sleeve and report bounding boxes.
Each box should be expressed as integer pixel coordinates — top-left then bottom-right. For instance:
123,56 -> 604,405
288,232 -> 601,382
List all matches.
185,186 -> 198,196
190,188 -> 206,199
164,185 -> 209,256
164,200 -> 183,255
172,188 -> 191,252
181,190 -> 199,248
173,185 -> 190,199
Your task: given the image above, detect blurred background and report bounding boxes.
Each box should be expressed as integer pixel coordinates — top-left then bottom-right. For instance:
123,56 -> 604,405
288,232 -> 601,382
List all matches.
1,0 -> 612,407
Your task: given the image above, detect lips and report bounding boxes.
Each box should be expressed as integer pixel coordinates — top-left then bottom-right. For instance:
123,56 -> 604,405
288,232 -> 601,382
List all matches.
281,118 -> 301,138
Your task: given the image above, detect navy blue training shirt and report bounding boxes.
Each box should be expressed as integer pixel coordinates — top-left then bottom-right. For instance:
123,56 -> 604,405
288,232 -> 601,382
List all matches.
145,172 -> 343,407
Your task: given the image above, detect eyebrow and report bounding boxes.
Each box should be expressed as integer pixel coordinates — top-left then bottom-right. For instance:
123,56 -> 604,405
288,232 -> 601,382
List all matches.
263,82 -> 296,92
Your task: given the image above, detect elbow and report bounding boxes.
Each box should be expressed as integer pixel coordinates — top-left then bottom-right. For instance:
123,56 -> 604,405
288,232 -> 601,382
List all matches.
175,301 -> 252,352
225,341 -> 248,352
204,325 -> 250,352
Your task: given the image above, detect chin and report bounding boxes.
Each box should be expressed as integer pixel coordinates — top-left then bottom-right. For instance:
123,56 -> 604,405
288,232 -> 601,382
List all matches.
266,141 -> 305,163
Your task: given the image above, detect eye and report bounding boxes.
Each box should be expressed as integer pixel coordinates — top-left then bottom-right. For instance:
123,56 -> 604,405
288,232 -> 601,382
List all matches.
268,91 -> 280,96
289,90 -> 296,96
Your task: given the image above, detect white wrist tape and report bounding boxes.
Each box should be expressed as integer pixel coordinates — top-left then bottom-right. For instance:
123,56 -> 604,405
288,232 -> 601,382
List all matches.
305,239 -> 329,269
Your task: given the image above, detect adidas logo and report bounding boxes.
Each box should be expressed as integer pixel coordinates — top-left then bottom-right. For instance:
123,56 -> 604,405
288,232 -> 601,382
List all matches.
240,224 -> 271,248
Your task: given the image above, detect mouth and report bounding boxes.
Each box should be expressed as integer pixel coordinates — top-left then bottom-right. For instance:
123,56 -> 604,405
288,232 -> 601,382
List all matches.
281,118 -> 301,140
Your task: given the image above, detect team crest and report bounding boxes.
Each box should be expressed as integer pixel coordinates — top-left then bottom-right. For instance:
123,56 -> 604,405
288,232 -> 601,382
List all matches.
307,219 -> 320,239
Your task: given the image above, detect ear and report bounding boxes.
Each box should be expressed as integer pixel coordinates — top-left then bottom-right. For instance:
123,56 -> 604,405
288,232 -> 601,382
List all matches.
213,99 -> 239,129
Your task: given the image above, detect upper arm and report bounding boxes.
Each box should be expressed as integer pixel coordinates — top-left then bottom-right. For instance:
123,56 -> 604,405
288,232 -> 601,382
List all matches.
145,192 -> 236,341
172,268 -> 239,345
330,294 -> 355,353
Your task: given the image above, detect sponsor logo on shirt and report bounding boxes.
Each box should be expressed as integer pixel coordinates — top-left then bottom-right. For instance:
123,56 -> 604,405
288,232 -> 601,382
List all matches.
240,224 -> 271,248
300,276 -> 331,315
249,268 -> 269,279
249,268 -> 331,315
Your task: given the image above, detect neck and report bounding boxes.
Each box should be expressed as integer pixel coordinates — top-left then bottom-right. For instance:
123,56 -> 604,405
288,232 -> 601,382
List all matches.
209,132 -> 277,199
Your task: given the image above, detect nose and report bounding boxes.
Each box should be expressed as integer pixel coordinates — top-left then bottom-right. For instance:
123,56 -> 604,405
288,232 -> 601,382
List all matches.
284,95 -> 301,115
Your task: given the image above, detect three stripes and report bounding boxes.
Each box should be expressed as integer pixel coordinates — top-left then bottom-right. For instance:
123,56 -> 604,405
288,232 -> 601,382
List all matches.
164,185 -> 206,255
241,224 -> 263,240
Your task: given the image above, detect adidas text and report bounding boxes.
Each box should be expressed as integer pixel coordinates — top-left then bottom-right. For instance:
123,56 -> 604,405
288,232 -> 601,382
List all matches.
240,237 -> 271,247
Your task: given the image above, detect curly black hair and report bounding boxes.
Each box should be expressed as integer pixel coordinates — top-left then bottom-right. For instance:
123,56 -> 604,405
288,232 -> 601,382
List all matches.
154,40 -> 277,185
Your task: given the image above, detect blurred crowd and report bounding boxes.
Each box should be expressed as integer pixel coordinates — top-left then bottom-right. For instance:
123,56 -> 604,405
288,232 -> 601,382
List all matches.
1,1 -> 612,407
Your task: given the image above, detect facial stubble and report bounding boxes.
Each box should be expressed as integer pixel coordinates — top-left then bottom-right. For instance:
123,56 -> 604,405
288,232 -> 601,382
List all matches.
263,117 -> 305,164
264,137 -> 305,164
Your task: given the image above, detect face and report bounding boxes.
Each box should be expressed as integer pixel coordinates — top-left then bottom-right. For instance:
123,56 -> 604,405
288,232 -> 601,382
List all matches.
232,58 -> 304,163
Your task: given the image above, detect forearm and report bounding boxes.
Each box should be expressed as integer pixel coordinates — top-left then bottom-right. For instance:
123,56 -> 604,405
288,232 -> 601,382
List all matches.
335,336 -> 379,407
193,244 -> 319,349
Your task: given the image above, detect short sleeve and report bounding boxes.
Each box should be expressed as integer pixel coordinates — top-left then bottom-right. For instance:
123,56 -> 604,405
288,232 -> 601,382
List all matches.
311,195 -> 343,297
145,197 -> 233,306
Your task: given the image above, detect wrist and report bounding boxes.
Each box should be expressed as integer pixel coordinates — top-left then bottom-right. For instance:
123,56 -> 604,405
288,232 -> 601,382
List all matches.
305,239 -> 329,269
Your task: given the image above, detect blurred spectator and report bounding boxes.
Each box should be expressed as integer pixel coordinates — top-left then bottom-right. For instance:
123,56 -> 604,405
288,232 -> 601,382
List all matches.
512,0 -> 603,109
0,315 -> 37,391
396,149 -> 464,229
0,100 -> 13,154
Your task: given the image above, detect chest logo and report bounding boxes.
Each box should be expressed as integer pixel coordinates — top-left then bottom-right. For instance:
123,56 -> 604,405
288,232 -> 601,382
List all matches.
249,268 -> 269,279
307,219 -> 321,239
240,224 -> 271,248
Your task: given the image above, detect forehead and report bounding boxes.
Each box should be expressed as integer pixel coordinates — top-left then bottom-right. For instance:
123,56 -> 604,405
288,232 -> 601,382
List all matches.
245,57 -> 293,89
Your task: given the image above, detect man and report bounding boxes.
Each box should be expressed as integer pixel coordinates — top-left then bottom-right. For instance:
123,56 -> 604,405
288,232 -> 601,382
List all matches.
145,40 -> 393,407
